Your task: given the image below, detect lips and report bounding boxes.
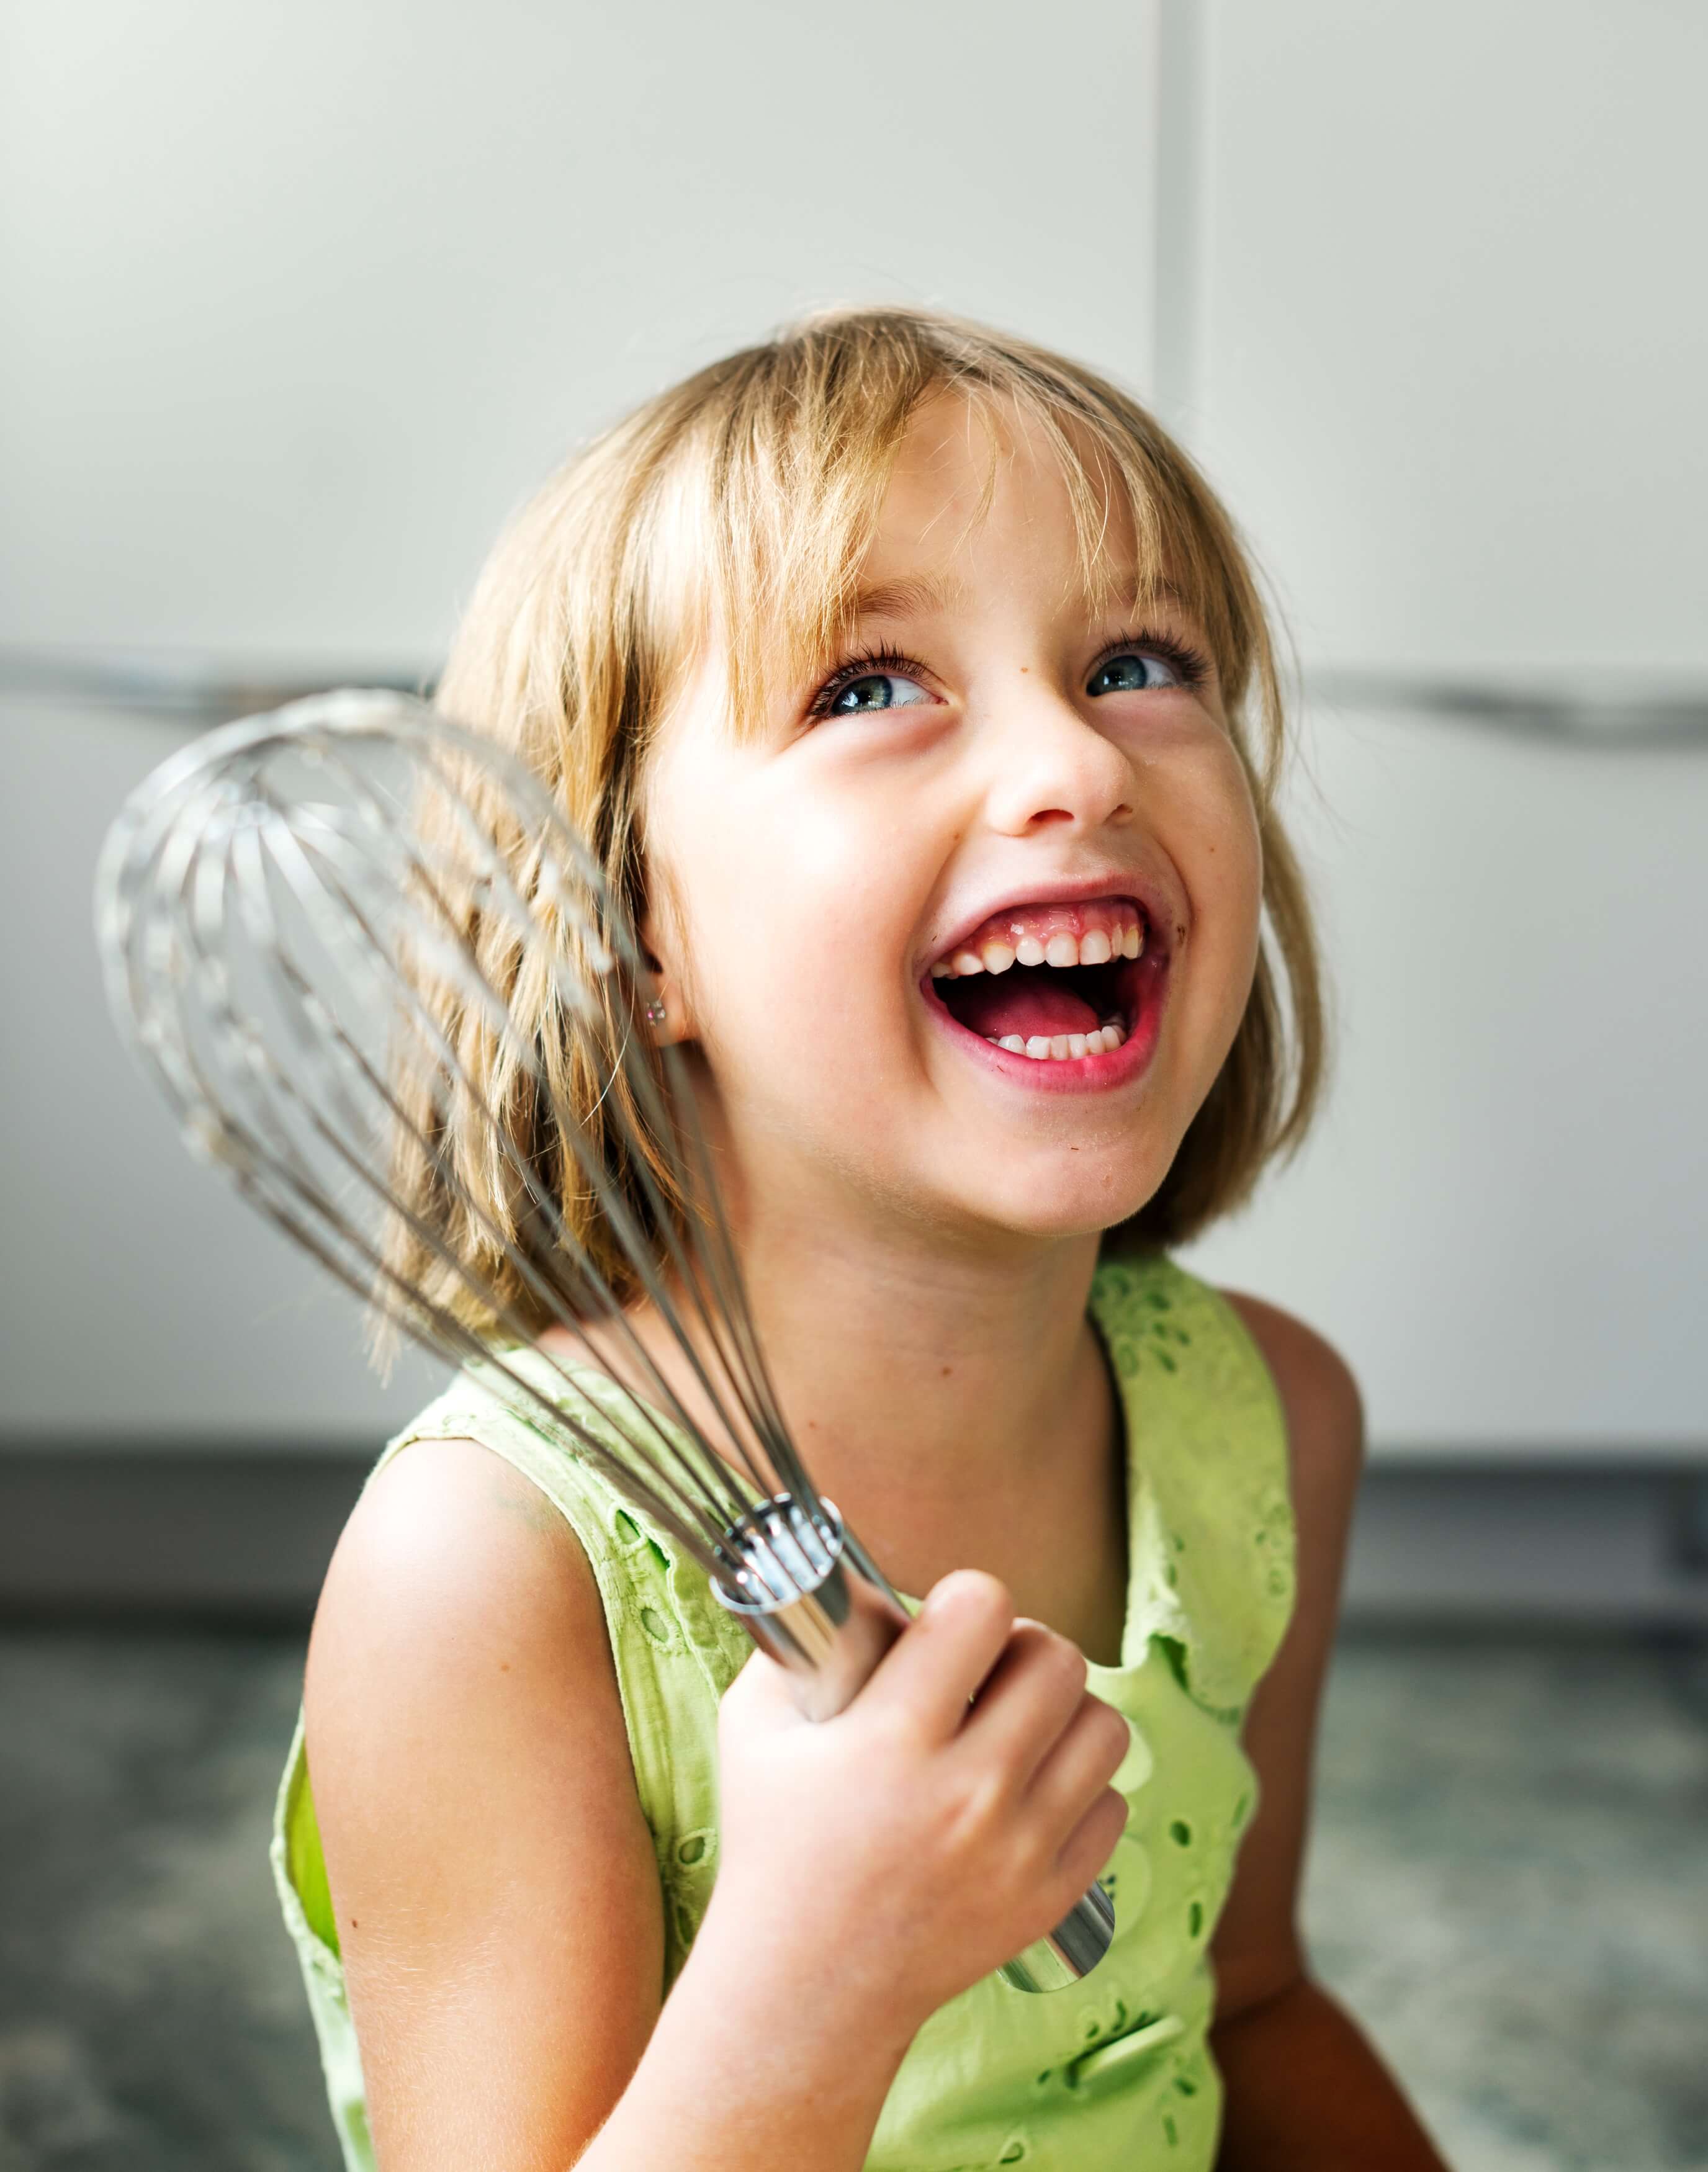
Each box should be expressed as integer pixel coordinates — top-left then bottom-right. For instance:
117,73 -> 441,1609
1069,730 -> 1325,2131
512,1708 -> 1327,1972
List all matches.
928,895 -> 1147,981
925,921 -> 1164,1086
923,892 -> 1166,1067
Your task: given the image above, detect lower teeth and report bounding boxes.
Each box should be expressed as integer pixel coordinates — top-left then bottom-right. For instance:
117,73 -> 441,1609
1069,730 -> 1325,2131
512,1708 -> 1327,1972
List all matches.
988,1020 -> 1126,1061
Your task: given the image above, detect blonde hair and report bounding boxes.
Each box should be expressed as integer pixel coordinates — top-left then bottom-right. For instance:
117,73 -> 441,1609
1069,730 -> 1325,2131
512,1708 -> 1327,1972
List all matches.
391,305 -> 1326,1337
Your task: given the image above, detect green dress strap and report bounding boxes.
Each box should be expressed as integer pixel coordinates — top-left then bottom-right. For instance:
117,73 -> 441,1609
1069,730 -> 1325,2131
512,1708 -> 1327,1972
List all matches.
1087,1256 -> 1295,1715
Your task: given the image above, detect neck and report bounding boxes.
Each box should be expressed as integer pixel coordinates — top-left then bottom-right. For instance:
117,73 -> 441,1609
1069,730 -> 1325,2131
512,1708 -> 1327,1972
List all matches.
544,1104 -> 1123,1600
709,1188 -> 1122,1624
727,1185 -> 1107,1520
541,1172 -> 1125,1632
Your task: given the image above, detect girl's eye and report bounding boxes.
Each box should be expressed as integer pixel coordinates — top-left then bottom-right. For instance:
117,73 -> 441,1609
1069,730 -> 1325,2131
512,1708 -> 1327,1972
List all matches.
1085,648 -> 1185,698
819,670 -> 934,718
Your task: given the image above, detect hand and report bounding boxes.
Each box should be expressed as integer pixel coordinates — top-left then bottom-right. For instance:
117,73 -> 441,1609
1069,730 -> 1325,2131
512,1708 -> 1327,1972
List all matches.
703,1568 -> 1130,2038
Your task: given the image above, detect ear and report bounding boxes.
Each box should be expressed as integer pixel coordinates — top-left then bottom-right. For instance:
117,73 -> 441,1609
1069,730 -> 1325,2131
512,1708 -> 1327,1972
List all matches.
636,901 -> 691,1046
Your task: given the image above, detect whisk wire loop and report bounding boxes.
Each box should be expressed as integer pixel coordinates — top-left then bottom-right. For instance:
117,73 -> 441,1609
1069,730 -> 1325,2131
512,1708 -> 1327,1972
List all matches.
300,725 -> 806,1519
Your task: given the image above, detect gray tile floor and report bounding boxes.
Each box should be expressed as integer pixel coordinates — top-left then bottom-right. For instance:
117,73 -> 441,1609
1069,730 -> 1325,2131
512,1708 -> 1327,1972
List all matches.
0,1627 -> 1704,2171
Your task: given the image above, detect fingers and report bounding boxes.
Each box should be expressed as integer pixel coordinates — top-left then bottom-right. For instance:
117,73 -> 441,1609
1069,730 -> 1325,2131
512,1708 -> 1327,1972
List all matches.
860,1569 -> 1015,1742
1024,1692 -> 1133,1826
1055,1786 -> 1130,1892
956,1619 -> 1090,1788
727,1571 -> 1131,1877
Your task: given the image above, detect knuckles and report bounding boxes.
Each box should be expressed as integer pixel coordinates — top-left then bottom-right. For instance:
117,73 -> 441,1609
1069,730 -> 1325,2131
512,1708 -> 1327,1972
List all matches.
1088,1698 -> 1133,1774
1055,1790 -> 1130,1891
935,1765 -> 1003,1846
1037,1628 -> 1089,1700
1004,1622 -> 1088,1708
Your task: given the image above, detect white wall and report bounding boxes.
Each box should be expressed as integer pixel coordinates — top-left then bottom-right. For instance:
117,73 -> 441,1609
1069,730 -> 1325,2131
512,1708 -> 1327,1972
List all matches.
1180,0 -> 1708,680
0,0 -> 1168,1443
2,1 -> 1702,1455
0,0 -> 1162,665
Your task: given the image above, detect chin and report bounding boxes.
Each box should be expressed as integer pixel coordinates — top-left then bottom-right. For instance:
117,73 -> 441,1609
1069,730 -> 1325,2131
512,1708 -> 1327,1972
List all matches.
960,1151 -> 1174,1245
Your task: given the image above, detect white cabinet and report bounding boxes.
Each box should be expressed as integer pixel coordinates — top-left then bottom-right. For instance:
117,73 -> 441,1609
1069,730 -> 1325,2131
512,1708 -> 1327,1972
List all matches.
1179,1 -> 1708,1451
1181,0 -> 1708,681
0,693 -> 444,1436
1185,701 -> 1707,1450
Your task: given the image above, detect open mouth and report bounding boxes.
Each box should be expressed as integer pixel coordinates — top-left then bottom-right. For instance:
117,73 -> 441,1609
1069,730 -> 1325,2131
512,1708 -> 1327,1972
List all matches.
923,895 -> 1164,1065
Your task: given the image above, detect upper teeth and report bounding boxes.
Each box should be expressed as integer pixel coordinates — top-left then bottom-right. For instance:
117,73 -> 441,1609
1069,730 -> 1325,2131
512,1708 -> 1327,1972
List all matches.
932,915 -> 1144,979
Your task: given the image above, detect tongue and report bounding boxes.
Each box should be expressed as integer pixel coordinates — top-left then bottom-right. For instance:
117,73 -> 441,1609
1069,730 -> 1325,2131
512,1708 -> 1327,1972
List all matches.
945,968 -> 1102,1041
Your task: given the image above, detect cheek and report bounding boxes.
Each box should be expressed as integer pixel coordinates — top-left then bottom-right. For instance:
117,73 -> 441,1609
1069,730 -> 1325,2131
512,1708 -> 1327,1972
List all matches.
1179,746 -> 1265,1005
650,767 -> 917,1062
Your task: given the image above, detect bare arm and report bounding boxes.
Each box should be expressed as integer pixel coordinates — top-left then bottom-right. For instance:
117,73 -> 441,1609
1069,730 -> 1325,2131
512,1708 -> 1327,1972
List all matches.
305,1437 -> 1128,2170
305,1440 -> 672,2167
1209,1295 -> 1449,2172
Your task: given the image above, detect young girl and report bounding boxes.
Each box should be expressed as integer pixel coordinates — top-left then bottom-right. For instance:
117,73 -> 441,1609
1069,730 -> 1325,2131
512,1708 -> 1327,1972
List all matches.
272,308 -> 1448,2171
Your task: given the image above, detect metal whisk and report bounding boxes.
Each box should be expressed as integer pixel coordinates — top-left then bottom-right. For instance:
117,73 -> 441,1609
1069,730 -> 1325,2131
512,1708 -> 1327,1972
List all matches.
94,689 -> 1114,1993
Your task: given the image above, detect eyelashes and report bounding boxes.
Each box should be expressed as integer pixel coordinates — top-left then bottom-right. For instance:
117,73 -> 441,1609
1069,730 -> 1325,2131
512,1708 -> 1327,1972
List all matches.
807,645 -> 929,719
1087,630 -> 1211,696
805,629 -> 1212,719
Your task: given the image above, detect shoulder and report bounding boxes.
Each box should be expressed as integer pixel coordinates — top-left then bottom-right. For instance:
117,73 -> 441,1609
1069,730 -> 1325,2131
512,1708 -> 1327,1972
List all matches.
305,1435 -> 640,1882
1096,1255 -> 1364,1528
312,1434 -> 613,1687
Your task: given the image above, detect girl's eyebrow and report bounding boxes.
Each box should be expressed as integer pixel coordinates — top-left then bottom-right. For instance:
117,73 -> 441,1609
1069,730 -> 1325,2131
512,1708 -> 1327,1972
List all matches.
851,572 -> 969,622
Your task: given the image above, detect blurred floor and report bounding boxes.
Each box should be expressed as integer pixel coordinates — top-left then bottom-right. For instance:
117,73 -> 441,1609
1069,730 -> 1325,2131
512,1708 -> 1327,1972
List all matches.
1305,1632 -> 1708,2172
0,1628 -> 1704,2172
0,1630 -> 320,2172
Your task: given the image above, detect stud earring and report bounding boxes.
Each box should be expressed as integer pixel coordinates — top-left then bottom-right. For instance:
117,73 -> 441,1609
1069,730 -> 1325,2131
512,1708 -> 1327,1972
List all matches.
644,998 -> 667,1027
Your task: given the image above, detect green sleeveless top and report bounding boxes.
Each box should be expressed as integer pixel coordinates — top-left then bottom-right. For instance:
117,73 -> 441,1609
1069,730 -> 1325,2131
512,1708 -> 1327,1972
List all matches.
271,1254 -> 1295,2171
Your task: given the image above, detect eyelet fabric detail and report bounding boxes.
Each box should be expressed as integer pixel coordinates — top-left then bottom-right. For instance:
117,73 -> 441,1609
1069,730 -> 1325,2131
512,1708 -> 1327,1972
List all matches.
1067,2011 -> 1185,2096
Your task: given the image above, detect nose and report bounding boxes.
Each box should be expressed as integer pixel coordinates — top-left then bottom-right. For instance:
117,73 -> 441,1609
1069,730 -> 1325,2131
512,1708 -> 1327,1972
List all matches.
978,681 -> 1135,838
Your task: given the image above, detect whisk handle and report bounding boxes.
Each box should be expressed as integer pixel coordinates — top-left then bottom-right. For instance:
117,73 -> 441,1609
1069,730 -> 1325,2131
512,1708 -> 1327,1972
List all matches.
729,1515 -> 913,1721
713,1497 -> 1116,1994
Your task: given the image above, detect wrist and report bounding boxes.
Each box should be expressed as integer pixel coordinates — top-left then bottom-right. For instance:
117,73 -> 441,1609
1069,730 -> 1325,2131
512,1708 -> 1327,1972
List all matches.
580,1922 -> 912,2172
681,1888 -> 921,2095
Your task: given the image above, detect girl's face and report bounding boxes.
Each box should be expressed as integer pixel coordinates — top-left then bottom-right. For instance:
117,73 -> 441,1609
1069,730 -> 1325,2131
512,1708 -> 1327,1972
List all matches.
641,395 -> 1264,1256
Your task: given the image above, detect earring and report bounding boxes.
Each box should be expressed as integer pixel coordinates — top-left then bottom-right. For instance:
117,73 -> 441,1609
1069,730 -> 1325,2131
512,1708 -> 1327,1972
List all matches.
644,997 -> 667,1027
